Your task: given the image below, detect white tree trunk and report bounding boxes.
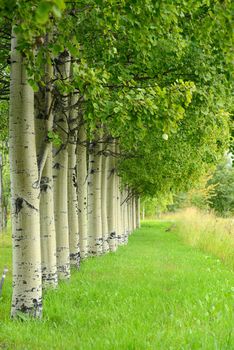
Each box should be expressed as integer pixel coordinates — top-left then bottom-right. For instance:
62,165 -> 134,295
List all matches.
116,175 -> 123,245
107,140 -> 117,251
35,62 -> 58,289
142,204 -> 145,220
9,32 -> 42,317
87,143 -> 94,255
136,196 -> 141,228
88,141 -> 103,255
53,52 -> 70,280
128,193 -> 133,235
132,196 -> 136,231
68,95 -> 80,268
77,123 -> 88,259
101,151 -> 109,253
120,190 -> 127,245
40,155 -> 58,287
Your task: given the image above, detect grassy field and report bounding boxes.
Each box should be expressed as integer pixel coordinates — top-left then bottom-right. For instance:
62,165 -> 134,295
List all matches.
164,208 -> 234,271
0,221 -> 234,350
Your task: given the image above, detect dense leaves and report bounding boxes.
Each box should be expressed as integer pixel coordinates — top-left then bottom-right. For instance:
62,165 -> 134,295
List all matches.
0,0 -> 233,199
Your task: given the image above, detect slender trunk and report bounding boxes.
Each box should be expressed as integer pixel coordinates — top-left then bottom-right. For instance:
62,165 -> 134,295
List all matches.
121,189 -> 128,244
116,176 -> 123,245
136,196 -> 141,228
87,143 -> 94,255
142,204 -> 145,220
9,32 -> 42,317
68,95 -> 80,268
115,142 -> 121,245
128,193 -> 133,235
101,152 -> 109,253
124,199 -> 129,243
77,123 -> 88,259
120,190 -> 126,245
53,52 -> 70,280
35,62 -> 58,289
107,140 -> 117,251
132,196 -> 136,231
88,141 -> 103,255
40,154 -> 58,287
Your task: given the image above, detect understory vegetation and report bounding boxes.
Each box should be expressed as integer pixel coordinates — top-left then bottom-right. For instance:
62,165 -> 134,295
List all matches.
165,208 -> 234,271
1,221 -> 234,350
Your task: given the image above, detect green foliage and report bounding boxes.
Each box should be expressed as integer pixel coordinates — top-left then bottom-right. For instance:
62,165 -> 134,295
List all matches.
167,173 -> 217,212
167,156 -> 234,217
1,0 -> 233,202
207,160 -> 234,217
47,130 -> 62,147
142,194 -> 173,218
1,222 -> 234,348
36,0 -> 65,24
0,102 -> 8,142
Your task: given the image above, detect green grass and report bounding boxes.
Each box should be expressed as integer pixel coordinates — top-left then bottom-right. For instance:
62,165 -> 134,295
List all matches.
0,221 -> 234,350
167,208 -> 234,271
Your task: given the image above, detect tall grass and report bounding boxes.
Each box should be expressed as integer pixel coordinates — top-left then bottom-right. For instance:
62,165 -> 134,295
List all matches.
168,208 -> 234,270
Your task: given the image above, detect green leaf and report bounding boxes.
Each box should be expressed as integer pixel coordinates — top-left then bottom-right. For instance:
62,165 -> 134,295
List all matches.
28,79 -> 39,92
36,1 -> 52,24
52,5 -> 62,18
54,0 -> 65,10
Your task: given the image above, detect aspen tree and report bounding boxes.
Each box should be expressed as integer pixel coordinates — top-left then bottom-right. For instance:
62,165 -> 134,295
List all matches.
122,189 -> 129,244
87,142 -> 94,255
124,192 -> 129,242
128,194 -> 133,235
116,175 -> 123,245
114,141 -> 121,245
53,51 -> 71,280
35,62 -> 58,289
136,196 -> 141,228
9,32 -> 42,317
68,94 -> 80,268
132,196 -> 136,231
88,140 -> 103,255
107,139 -> 117,251
120,190 -> 126,245
77,122 -> 88,259
101,148 -> 110,253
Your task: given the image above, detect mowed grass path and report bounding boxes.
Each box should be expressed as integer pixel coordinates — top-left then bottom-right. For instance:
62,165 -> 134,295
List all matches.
0,221 -> 234,350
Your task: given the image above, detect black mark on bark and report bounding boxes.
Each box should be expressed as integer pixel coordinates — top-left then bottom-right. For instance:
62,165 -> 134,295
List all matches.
15,197 -> 38,215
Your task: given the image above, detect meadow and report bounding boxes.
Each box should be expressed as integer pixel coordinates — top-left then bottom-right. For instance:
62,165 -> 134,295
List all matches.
165,208 -> 234,271
0,220 -> 234,350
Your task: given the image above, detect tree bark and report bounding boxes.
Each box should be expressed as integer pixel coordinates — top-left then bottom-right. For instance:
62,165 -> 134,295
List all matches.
35,62 -> 58,289
101,151 -> 109,253
9,32 -> 42,317
87,142 -> 94,255
142,203 -> 145,220
68,97 -> 80,268
77,122 -> 88,259
107,140 -> 117,252
116,175 -> 123,245
53,52 -> 70,280
120,190 -> 127,245
127,192 -> 133,235
132,196 -> 136,231
136,196 -> 141,229
87,139 -> 103,255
